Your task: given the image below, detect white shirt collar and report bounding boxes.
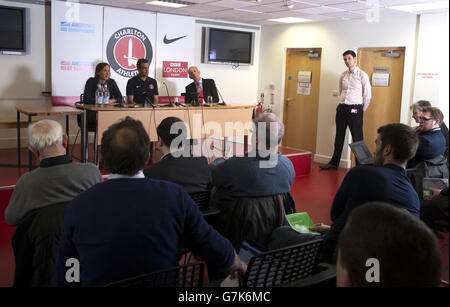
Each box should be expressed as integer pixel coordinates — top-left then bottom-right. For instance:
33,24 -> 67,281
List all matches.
108,170 -> 145,180
349,66 -> 359,74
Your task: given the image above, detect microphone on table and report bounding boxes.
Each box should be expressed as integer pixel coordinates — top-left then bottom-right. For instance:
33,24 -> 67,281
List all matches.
163,82 -> 175,107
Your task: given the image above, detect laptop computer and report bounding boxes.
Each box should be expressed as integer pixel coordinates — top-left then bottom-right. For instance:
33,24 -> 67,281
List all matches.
349,140 -> 374,165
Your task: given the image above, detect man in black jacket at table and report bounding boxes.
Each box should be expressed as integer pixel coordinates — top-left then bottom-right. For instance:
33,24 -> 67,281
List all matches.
185,66 -> 219,104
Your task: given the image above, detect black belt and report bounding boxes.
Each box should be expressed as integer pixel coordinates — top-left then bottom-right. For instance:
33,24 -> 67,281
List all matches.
339,104 -> 363,107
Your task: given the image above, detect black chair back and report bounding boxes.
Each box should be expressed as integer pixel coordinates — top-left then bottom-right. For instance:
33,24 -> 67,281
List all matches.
188,190 -> 210,211
242,239 -> 323,287
105,262 -> 205,287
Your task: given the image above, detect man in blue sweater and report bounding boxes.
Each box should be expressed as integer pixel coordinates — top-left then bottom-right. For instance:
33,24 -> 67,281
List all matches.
270,123 -> 420,263
56,117 -> 246,287
408,106 -> 446,167
210,113 -> 295,208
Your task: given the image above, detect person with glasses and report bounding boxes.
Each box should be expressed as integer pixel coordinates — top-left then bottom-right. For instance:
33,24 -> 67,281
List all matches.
410,100 -> 448,151
408,106 -> 446,167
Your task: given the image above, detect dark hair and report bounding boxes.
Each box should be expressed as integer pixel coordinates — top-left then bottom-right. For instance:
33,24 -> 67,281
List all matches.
410,100 -> 431,111
422,106 -> 444,123
100,116 -> 150,176
157,117 -> 185,148
94,62 -> 109,79
338,202 -> 441,287
137,58 -> 149,69
377,123 -> 418,162
343,50 -> 356,58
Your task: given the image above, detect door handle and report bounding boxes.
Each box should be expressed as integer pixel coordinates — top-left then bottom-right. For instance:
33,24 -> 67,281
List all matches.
286,98 -> 293,106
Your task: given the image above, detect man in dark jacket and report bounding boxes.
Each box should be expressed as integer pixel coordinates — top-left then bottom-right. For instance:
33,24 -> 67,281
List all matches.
185,66 -> 219,104
408,107 -> 446,167
144,117 -> 211,194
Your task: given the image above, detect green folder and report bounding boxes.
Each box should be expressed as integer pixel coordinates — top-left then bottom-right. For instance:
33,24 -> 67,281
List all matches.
286,212 -> 319,234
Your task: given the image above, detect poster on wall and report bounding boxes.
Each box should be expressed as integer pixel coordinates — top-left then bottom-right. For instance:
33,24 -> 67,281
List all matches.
51,0 -> 103,106
155,13 -> 195,104
372,73 -> 390,87
103,7 -> 157,95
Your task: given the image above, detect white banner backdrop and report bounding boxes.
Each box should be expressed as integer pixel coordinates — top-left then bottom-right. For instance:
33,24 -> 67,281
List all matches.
155,13 -> 195,103
103,7 -> 157,97
51,0 -> 103,105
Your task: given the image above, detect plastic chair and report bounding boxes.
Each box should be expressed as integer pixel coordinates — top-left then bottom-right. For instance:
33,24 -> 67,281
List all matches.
188,190 -> 211,211
241,239 -> 335,287
105,262 -> 205,287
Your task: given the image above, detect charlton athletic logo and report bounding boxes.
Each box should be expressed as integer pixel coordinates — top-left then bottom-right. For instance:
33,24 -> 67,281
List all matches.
106,27 -> 153,78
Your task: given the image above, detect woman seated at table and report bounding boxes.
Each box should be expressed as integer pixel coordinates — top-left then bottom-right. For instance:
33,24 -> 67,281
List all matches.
79,62 -> 123,131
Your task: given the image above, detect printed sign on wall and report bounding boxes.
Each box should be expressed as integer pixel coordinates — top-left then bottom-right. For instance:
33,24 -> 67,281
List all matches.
162,61 -> 188,78
156,13 -> 195,102
51,0 -> 103,106
103,7 -> 157,95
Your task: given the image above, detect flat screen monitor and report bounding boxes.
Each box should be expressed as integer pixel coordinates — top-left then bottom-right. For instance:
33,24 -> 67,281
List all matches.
206,28 -> 253,64
0,5 -> 26,52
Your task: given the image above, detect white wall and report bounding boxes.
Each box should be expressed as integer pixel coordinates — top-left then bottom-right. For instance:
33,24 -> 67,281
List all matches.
259,15 -> 419,167
413,12 -> 449,127
0,0 -> 53,148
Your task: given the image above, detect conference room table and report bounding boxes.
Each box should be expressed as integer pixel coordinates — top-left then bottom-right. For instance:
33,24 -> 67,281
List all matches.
76,103 -> 255,164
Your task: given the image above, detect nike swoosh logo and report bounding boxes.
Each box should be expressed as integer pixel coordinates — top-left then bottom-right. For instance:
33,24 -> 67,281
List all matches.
163,34 -> 187,44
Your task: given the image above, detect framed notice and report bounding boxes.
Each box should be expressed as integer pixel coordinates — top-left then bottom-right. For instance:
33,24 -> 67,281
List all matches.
372,73 -> 390,87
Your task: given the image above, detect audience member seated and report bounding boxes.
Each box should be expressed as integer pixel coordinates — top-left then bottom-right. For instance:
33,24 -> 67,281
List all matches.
337,202 -> 441,287
270,123 -> 420,263
408,106 -> 446,167
6,119 -> 102,286
210,112 -> 295,209
144,117 -> 211,194
421,187 -> 449,235
79,62 -> 123,131
411,100 -> 449,150
56,117 -> 246,286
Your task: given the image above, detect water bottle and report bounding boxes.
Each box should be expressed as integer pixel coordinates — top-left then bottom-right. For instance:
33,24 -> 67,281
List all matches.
260,92 -> 264,105
96,83 -> 103,105
103,84 -> 110,105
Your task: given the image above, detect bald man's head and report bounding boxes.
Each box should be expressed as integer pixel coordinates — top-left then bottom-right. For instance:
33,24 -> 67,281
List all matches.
188,66 -> 201,82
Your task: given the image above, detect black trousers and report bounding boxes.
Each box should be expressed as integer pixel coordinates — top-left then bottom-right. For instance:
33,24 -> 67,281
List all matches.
329,104 -> 364,166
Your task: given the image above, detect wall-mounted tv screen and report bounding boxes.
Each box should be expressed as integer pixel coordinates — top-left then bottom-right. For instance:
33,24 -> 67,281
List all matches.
0,5 -> 26,52
206,28 -> 253,64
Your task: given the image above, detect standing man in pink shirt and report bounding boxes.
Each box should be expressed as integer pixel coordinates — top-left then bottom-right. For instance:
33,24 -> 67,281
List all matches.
320,50 -> 372,170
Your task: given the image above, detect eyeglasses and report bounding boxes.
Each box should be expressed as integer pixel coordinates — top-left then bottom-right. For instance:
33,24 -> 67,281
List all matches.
419,116 -> 434,121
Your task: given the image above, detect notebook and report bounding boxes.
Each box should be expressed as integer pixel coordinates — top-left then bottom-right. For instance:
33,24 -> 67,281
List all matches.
349,140 -> 374,165
286,212 -> 319,234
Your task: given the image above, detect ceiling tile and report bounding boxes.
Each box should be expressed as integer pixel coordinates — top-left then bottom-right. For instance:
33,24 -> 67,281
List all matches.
323,10 -> 366,19
256,0 -> 287,4
328,1 -> 381,11
237,4 -> 288,12
265,1 -> 317,10
90,0 -> 142,7
353,7 -> 414,16
295,5 -> 345,14
127,3 -> 176,12
211,0 -> 261,8
376,0 -> 445,6
298,0 -> 354,5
